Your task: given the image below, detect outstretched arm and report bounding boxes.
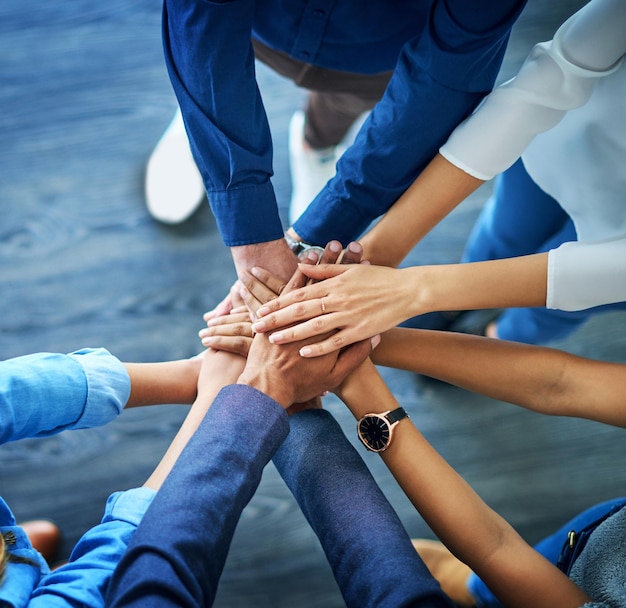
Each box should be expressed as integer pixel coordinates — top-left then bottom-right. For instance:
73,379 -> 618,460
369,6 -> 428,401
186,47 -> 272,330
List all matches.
250,253 -> 547,357
336,360 -> 592,608
373,327 -> 626,428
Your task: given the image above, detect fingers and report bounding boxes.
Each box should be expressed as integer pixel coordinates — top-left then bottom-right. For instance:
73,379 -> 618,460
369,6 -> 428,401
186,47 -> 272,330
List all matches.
203,291 -> 234,322
339,241 -> 363,265
316,240 -> 343,267
238,272 -> 279,315
282,248 -> 321,293
201,311 -> 254,357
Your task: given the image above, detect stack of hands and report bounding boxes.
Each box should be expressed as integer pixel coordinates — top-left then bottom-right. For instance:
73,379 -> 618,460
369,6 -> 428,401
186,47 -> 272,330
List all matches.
199,240 -> 379,412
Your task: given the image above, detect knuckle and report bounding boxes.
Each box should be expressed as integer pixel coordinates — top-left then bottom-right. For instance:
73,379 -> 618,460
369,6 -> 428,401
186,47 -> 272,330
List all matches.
330,334 -> 345,349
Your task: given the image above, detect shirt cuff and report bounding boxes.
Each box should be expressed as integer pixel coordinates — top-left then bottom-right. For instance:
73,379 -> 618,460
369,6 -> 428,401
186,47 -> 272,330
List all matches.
103,488 -> 157,527
69,348 -> 130,430
208,182 -> 284,247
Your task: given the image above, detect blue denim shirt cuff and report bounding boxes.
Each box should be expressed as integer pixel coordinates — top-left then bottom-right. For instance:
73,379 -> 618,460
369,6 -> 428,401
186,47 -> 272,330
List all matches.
69,348 -> 130,430
103,488 -> 156,527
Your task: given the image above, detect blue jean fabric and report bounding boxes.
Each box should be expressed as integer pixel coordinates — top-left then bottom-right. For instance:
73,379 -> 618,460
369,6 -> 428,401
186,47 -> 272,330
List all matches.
462,158 -> 626,344
273,409 -> 452,608
107,390 -> 452,607
467,497 -> 626,607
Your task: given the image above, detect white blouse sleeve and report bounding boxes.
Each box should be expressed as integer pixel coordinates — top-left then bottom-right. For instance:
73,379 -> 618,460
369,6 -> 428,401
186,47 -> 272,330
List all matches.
439,0 -> 626,181
547,237 -> 626,311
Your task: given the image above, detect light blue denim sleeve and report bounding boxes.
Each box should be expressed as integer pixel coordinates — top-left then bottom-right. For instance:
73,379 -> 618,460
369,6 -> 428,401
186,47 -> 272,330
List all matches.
28,487 -> 155,608
0,348 -> 130,444
0,498 -> 50,608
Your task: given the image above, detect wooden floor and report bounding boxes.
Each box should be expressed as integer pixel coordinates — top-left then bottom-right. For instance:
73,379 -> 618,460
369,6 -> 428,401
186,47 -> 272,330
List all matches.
1,1 -> 625,606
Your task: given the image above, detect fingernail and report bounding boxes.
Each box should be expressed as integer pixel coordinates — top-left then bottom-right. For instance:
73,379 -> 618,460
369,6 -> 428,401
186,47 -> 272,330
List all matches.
252,320 -> 266,332
268,332 -> 283,344
201,337 -> 214,345
205,318 -> 217,327
251,267 -> 262,278
239,286 -> 249,300
305,250 -> 319,262
257,307 -> 269,317
371,335 -> 381,349
329,241 -> 341,252
348,241 -> 362,253
300,347 -> 312,357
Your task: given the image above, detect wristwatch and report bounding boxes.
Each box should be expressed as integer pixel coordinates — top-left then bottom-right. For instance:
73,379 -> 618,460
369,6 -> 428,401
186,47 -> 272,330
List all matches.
284,232 -> 325,261
357,407 -> 409,452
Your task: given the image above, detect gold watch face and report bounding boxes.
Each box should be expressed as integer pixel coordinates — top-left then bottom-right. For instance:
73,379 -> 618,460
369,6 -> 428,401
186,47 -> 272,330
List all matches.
357,415 -> 390,452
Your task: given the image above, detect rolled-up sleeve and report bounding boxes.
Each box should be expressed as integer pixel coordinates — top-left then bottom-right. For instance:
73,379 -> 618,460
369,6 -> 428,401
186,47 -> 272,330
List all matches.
29,488 -> 156,608
0,348 -> 129,444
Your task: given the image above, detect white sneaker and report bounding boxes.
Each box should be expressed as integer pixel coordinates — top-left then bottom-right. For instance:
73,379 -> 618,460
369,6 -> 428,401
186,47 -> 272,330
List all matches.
288,110 -> 343,225
145,109 -> 206,224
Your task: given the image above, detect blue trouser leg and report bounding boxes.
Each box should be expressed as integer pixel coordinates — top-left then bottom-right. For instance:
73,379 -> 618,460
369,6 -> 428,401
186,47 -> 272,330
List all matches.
463,159 -> 626,344
467,497 -> 626,607
273,409 -> 453,608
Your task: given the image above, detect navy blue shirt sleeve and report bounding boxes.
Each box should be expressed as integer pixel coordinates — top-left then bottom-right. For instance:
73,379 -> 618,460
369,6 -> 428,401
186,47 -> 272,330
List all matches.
273,410 -> 453,608
294,0 -> 528,246
105,384 -> 289,607
164,0 -> 526,247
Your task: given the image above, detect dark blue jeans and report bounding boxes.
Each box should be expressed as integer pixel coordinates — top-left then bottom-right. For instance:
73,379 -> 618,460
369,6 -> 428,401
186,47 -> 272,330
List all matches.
463,158 -> 626,344
467,497 -> 626,606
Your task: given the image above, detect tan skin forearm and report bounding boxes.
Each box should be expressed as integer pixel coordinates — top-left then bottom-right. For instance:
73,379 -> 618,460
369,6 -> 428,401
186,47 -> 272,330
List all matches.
404,253 -> 548,315
338,361 -> 591,608
360,154 -> 485,267
123,359 -> 202,408
373,328 -> 626,428
143,350 -> 245,491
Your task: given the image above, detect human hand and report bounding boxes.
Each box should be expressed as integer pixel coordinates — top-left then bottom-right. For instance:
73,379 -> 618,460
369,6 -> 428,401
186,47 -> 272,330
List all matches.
250,262 -> 413,357
236,327 -> 375,409
199,240 -> 351,356
203,237 -> 299,321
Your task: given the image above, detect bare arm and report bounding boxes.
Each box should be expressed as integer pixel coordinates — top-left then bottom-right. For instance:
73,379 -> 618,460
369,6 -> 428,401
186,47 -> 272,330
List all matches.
143,349 -> 245,491
251,252 -> 547,357
373,327 -> 626,428
360,154 -> 484,267
123,358 -> 202,409
336,360 -> 592,608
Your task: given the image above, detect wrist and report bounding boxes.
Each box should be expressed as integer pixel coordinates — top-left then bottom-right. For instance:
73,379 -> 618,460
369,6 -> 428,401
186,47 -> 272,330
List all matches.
230,238 -> 297,280
236,371 -> 294,410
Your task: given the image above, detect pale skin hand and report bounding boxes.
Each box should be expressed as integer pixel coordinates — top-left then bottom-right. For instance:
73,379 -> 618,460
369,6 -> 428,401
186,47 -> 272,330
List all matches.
336,360 -> 592,608
250,253 -> 548,357
205,238 -> 298,320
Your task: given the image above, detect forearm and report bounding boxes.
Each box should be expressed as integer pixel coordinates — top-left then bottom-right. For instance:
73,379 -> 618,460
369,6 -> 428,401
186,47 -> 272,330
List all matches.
404,253 -> 548,317
107,387 -> 288,607
338,361 -> 591,608
123,359 -> 201,409
360,154 -> 484,267
144,350 -> 245,491
272,409 -> 449,608
374,328 -> 626,427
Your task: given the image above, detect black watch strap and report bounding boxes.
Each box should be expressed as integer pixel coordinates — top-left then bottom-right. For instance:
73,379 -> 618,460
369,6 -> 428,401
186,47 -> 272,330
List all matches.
386,407 -> 408,425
